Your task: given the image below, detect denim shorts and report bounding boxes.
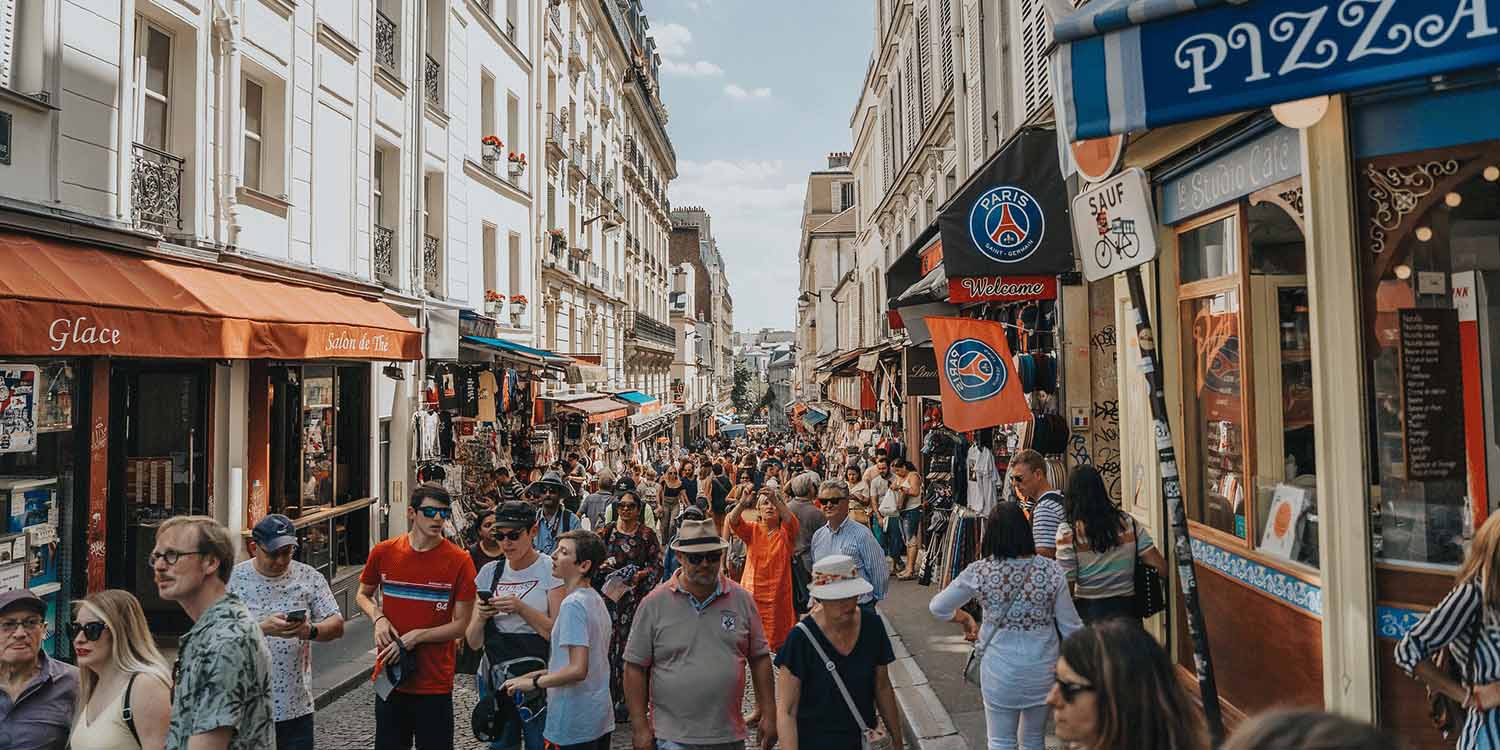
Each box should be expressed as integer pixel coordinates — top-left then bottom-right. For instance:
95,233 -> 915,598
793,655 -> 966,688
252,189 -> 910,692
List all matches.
899,508 -> 923,541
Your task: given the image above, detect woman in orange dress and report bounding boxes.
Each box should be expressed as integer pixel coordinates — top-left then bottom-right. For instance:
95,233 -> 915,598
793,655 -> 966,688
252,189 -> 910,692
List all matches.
730,486 -> 800,725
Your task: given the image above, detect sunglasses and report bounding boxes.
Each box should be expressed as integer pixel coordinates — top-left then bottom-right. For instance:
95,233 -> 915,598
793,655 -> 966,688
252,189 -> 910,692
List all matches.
815,496 -> 847,507
1055,678 -> 1095,703
495,529 -> 527,541
70,621 -> 108,641
416,506 -> 453,520
682,550 -> 723,565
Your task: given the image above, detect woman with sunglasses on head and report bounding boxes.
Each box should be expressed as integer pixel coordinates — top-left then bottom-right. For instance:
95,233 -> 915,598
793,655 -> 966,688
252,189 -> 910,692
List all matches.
594,489 -> 663,722
929,501 -> 1083,750
1047,620 -> 1207,750
69,590 -> 173,750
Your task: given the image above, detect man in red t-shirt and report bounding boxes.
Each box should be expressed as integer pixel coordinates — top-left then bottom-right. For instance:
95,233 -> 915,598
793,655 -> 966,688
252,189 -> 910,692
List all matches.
356,485 -> 477,750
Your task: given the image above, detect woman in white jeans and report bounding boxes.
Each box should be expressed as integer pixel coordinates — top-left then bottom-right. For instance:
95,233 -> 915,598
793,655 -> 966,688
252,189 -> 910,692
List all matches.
929,501 -> 1083,750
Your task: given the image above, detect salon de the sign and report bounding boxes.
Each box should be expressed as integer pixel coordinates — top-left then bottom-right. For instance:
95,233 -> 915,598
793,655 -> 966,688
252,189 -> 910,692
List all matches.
1057,0 -> 1500,140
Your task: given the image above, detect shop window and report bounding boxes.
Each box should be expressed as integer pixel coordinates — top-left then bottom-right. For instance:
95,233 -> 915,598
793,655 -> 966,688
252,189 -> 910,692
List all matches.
268,365 -> 371,514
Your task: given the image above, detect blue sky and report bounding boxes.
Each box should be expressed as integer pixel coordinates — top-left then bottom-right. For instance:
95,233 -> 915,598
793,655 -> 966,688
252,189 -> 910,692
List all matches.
651,0 -> 874,331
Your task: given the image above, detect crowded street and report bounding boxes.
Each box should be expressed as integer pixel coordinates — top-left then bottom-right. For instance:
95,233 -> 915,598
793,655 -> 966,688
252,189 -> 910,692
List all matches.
3,1 -> 1500,750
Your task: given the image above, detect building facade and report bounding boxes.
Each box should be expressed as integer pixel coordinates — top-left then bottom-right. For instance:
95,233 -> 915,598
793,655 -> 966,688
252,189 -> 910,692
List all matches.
670,206 -> 735,410
793,155 -> 857,400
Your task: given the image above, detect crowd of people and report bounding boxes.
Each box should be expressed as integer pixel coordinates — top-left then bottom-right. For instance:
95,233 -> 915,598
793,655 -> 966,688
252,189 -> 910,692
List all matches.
0,433 -> 1419,750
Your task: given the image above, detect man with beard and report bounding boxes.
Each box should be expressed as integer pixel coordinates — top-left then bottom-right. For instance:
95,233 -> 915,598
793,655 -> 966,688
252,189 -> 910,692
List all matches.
530,470 -> 582,556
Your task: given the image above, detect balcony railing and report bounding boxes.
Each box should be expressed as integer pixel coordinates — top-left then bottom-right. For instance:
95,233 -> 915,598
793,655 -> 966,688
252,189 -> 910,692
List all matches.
548,5 -> 561,34
373,224 -> 395,286
547,114 -> 567,160
423,234 -> 442,295
424,54 -> 442,111
627,311 -> 678,349
569,36 -> 583,66
130,142 -> 185,232
375,11 -> 398,72
588,66 -> 598,91
566,255 -> 583,277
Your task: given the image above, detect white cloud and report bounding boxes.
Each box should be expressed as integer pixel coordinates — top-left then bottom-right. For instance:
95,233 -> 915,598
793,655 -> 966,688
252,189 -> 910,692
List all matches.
660,59 -> 724,77
652,23 -> 694,58
723,84 -> 772,100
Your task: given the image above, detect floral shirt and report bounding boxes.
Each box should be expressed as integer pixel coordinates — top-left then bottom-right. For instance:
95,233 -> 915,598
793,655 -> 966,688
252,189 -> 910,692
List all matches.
166,593 -> 275,750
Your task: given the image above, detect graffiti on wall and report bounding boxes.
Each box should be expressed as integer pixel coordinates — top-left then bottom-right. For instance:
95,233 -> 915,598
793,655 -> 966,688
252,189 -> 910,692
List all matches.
1090,284 -> 1123,502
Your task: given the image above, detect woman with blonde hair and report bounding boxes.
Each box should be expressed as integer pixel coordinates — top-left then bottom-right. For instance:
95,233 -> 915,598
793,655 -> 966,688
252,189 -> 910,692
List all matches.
1399,511 -> 1500,748
69,589 -> 172,750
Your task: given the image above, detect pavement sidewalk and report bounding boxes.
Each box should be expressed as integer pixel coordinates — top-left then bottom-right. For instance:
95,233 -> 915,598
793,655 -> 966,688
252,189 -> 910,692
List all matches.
881,578 -> 988,750
312,613 -> 379,710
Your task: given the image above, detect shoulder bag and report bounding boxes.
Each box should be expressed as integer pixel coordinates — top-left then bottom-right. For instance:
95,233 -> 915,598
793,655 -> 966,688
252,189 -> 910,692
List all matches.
122,672 -> 142,749
1131,517 -> 1168,618
794,620 -> 891,750
1428,602 -> 1481,739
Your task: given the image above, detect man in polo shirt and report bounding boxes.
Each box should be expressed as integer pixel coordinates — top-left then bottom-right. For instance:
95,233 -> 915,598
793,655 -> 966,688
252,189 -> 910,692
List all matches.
623,519 -> 776,750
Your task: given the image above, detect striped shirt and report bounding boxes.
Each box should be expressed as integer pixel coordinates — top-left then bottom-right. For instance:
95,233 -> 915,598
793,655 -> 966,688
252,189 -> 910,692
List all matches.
1396,582 -> 1500,750
1055,515 -> 1153,599
1028,492 -> 1066,553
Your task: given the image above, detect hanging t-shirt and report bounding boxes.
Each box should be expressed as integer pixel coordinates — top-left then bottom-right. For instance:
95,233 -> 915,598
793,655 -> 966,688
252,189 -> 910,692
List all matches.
475,553 -> 562,634
966,446 -> 999,516
358,535 -> 477,694
477,372 -> 499,423
438,368 -> 461,412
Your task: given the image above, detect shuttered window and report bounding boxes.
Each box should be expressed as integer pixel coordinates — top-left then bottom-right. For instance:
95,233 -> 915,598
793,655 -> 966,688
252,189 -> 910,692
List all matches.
0,0 -> 14,89
917,2 -> 932,116
963,0 -> 984,169
881,97 -> 892,190
904,51 -> 919,153
1018,0 -> 1053,120
939,0 -> 953,92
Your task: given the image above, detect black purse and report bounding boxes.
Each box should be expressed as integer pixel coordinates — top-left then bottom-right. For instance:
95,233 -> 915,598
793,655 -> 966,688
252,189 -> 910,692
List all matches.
1131,517 -> 1167,619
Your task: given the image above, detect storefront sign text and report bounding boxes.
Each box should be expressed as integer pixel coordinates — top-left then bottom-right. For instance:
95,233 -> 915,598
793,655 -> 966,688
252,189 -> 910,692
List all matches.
947,275 -> 1058,304
48,317 -> 122,352
1398,308 -> 1466,482
905,347 -> 940,396
1161,127 -> 1300,224
324,330 -> 394,354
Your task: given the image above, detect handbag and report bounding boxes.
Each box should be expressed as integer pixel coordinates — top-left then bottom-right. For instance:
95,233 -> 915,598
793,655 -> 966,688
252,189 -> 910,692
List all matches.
1131,517 -> 1168,619
1427,611 -> 1479,739
962,622 -> 1001,685
794,621 -> 891,750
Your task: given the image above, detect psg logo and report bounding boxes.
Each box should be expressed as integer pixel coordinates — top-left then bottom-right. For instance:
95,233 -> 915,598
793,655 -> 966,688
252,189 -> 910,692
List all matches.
943,338 -> 1008,402
968,186 -> 1046,263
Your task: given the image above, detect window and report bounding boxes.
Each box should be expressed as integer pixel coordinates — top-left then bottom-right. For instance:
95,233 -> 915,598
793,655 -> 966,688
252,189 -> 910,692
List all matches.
508,232 -> 522,297
480,70 -> 496,140
506,92 -> 520,162
483,224 -> 498,297
1,0 -> 45,95
242,79 -> 264,190
840,181 -> 856,212
372,149 -> 385,224
506,0 -> 518,39
135,21 -> 173,151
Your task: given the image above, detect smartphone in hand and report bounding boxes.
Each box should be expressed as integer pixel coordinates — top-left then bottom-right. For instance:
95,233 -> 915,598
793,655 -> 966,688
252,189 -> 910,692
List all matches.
285,609 -> 308,623
477,591 -> 494,603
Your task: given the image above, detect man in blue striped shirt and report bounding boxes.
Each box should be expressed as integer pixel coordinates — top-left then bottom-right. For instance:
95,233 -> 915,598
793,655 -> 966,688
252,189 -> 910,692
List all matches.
810,479 -> 890,613
1009,449 -> 1065,559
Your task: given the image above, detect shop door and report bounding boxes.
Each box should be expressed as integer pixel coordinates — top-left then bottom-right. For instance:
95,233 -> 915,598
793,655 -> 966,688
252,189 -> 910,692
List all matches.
108,363 -> 210,633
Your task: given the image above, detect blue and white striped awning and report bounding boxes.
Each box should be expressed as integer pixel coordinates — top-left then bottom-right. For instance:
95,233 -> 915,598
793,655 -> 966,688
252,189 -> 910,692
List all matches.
1053,0 -> 1500,141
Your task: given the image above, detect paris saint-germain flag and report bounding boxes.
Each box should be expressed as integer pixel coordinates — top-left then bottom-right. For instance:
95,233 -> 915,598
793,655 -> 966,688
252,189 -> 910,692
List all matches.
927,316 -> 1031,433
937,128 -> 1075,279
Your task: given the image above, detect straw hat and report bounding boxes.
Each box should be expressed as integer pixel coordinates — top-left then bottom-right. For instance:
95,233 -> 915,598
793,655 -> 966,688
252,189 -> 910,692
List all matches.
526,470 -> 575,500
668,518 -> 729,553
808,554 -> 874,601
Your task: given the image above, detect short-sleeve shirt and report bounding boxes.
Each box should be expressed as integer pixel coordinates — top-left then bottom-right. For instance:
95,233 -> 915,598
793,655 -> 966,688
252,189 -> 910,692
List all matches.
228,559 -> 342,721
622,572 -> 770,745
166,593 -> 275,750
1055,514 -> 1154,599
359,534 -> 478,694
475,554 -> 562,634
0,649 -> 77,750
544,587 -> 615,746
1029,491 -> 1066,552
775,610 -> 895,748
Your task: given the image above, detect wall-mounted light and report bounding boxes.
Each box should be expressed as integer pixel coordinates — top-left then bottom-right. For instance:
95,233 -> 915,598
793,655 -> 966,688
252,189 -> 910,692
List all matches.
1485,166 -> 1499,182
382,364 -> 406,381
1416,227 -> 1434,243
1446,192 -> 1463,208
1394,264 -> 1413,280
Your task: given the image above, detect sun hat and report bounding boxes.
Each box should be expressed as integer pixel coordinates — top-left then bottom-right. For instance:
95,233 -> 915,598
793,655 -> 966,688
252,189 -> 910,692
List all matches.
526,470 -> 576,500
493,501 -> 537,529
668,518 -> 729,553
808,554 -> 874,601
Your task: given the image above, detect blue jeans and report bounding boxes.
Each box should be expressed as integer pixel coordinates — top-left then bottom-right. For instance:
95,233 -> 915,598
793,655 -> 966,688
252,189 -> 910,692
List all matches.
275,713 -> 315,750
478,671 -> 546,750
899,508 -> 923,541
549,734 -> 611,750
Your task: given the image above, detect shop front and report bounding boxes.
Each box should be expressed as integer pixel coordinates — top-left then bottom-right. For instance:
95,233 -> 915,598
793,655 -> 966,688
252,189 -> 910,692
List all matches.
1049,0 -> 1500,736
0,230 -> 422,636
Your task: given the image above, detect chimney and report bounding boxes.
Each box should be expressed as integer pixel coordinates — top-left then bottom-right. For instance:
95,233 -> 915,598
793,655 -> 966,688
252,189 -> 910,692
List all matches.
827,151 -> 852,169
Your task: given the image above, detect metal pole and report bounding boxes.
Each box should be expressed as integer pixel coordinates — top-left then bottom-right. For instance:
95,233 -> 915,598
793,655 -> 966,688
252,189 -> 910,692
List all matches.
1123,265 -> 1225,743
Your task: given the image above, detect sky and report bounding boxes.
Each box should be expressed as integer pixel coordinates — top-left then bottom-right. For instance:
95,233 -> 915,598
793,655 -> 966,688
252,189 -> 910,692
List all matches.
650,0 -> 875,331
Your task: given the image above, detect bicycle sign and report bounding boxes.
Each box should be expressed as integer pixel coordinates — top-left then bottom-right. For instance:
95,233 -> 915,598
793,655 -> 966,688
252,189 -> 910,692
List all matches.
1071,167 -> 1159,283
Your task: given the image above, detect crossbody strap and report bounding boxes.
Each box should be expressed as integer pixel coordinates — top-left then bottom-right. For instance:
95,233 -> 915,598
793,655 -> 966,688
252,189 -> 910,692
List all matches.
122,672 -> 141,748
1130,515 -> 1141,570
794,621 -> 871,733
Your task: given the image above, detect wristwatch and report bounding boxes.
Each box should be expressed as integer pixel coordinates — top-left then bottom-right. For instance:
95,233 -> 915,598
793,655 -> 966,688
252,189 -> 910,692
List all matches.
306,624 -> 319,641
532,674 -> 542,691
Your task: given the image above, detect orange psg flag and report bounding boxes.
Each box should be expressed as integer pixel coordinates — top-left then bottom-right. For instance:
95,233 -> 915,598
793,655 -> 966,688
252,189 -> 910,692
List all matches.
926,316 -> 1032,433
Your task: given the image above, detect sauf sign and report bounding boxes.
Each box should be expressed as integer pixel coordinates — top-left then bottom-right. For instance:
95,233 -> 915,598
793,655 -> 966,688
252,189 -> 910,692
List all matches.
1058,0 -> 1500,140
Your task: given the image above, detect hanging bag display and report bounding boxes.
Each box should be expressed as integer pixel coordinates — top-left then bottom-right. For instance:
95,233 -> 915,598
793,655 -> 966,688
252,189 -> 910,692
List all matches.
794,621 -> 891,750
1131,517 -> 1168,618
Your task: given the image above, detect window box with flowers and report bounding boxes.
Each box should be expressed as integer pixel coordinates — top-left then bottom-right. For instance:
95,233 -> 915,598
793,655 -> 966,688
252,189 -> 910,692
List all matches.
482,136 -> 504,167
508,152 -> 527,178
484,290 -> 506,316
547,228 -> 565,253
509,294 -> 528,318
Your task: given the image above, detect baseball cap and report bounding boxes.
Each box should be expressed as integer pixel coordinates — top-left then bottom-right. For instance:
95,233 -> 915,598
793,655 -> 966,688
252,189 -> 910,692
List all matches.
0,589 -> 46,616
251,514 -> 299,552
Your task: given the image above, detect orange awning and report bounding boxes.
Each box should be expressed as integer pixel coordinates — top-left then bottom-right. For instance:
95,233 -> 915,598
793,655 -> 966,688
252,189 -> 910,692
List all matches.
559,397 -> 630,424
0,232 -> 422,360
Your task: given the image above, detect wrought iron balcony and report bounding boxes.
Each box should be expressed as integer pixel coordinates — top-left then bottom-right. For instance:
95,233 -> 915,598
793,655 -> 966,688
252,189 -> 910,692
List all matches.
424,54 -> 442,111
626,310 -> 678,349
569,36 -> 583,67
373,224 -> 396,286
548,5 -> 561,35
375,11 -> 398,73
566,255 -> 583,277
588,66 -> 598,92
601,90 -> 613,118
423,234 -> 442,296
130,142 -> 185,232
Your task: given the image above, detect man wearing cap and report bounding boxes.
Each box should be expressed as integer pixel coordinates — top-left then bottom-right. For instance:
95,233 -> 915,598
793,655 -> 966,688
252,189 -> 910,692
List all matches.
623,518 -> 776,750
530,470 -> 582,556
810,479 -> 890,616
229,514 -> 346,750
0,589 -> 77,750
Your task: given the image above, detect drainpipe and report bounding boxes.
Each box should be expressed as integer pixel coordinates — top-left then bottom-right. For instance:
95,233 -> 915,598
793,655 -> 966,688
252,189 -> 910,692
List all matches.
408,0 -> 429,524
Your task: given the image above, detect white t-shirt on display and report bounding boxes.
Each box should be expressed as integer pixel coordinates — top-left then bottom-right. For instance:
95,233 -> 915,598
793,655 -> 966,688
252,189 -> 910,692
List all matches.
474,553 -> 563,635
967,446 -> 999,516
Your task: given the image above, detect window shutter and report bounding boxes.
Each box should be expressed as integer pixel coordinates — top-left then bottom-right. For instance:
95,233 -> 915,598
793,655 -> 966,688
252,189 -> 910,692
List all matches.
963,0 -> 984,169
1020,0 -> 1054,119
905,49 -> 919,151
0,0 -> 15,89
939,0 -> 954,92
830,181 -> 842,213
881,98 -> 892,190
917,2 -> 932,116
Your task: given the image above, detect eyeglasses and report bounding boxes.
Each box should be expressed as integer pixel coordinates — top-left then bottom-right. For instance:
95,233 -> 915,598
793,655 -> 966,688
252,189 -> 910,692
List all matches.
495,529 -> 527,541
682,550 -> 723,565
815,496 -> 847,507
416,506 -> 454,520
149,549 -> 204,567
0,617 -> 44,634
69,621 -> 108,641
617,501 -> 641,509
1054,678 -> 1095,703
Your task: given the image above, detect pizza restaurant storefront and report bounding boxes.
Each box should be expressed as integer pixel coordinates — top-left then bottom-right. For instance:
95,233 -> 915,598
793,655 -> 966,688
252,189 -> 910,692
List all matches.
1051,0 -> 1500,742
0,231 -> 421,636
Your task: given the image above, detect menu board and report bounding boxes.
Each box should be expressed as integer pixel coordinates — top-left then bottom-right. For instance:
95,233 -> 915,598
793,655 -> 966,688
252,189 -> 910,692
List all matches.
1398,308 -> 1466,481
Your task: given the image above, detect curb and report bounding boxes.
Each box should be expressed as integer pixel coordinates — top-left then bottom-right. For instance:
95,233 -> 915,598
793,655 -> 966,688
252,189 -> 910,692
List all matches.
878,606 -> 967,750
313,661 -> 374,711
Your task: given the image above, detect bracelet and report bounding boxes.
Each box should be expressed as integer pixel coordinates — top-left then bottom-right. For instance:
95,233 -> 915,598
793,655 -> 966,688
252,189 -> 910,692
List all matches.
374,615 -> 388,626
532,674 -> 542,691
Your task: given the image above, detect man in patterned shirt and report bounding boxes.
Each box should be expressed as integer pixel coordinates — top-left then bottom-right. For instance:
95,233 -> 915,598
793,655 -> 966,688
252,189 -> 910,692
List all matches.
152,515 -> 275,750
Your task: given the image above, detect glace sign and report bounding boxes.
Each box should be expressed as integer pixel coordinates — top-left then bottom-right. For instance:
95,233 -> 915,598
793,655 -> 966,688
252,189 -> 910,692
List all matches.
1072,168 -> 1159,283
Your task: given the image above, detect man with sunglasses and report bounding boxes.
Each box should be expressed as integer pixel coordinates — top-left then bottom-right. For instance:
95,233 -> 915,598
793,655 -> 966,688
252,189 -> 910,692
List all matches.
228,514 -> 345,750
1008,449 -> 1064,560
809,479 -> 889,616
357,485 -> 478,750
0,589 -> 78,750
624,518 -> 777,750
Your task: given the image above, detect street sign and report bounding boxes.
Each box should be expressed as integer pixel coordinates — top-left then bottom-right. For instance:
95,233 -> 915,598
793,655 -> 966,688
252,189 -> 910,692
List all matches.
1069,134 -> 1125,183
1072,167 -> 1158,283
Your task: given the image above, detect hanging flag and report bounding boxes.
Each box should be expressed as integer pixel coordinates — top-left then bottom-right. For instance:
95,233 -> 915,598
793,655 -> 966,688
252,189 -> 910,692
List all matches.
927,316 -> 1031,433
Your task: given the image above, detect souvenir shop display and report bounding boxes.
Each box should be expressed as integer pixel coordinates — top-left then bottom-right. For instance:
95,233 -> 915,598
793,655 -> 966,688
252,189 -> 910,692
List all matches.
0,365 -> 39,454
